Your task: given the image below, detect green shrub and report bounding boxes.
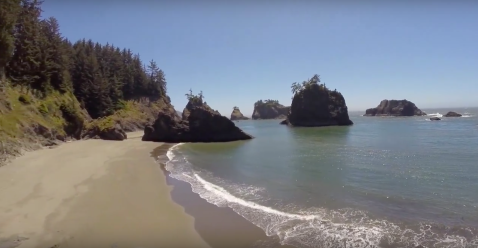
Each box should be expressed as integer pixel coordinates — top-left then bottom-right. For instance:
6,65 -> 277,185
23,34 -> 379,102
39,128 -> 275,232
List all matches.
38,103 -> 49,115
18,95 -> 31,104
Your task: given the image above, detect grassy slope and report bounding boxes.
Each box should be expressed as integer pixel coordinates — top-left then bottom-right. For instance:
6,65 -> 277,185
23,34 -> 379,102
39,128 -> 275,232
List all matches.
0,84 -> 169,165
0,86 -> 83,163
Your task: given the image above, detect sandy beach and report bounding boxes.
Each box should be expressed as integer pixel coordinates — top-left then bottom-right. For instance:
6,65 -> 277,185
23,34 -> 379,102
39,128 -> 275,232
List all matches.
0,132 -> 210,248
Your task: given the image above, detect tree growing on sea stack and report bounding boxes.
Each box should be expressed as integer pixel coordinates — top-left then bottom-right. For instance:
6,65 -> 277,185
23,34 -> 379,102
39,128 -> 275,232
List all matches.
230,106 -> 249,120
286,74 -> 353,127
142,90 -> 254,142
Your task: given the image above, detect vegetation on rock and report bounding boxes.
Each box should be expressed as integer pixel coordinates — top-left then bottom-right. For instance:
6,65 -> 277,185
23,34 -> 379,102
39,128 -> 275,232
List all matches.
143,92 -> 253,142
230,106 -> 249,120
286,74 -> 353,127
252,100 -> 289,120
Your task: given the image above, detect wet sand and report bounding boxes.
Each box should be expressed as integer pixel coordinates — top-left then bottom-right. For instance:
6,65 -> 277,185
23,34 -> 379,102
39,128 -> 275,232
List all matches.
152,145 -> 296,248
0,132 -> 210,248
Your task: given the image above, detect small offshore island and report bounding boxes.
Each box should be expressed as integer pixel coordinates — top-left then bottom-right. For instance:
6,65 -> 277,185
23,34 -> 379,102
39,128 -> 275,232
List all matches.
230,106 -> 249,120
284,75 -> 353,127
252,100 -> 290,120
364,99 -> 427,116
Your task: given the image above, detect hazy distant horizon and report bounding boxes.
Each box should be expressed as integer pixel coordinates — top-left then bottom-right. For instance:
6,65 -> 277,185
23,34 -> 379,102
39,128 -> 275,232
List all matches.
174,105 -> 478,118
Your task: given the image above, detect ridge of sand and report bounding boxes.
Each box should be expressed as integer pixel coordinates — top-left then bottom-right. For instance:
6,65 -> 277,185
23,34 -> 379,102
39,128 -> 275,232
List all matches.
0,131 -> 210,248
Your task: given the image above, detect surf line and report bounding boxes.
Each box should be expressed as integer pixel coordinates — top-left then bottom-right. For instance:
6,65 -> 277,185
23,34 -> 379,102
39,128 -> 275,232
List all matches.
193,173 -> 319,221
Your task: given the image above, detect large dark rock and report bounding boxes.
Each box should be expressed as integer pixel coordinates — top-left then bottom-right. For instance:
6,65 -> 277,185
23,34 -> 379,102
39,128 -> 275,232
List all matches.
83,123 -> 127,141
252,101 -> 290,120
365,100 -> 426,116
443,111 -> 462,117
230,107 -> 249,120
143,100 -> 253,142
287,83 -> 353,127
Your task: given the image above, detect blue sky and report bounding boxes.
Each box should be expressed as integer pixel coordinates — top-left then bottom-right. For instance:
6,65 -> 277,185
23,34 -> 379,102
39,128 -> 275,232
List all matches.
42,1 -> 478,116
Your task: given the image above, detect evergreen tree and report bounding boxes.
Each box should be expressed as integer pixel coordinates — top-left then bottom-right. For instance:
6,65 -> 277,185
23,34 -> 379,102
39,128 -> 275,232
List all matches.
7,0 -> 43,92
2,0 -> 169,118
0,0 -> 21,84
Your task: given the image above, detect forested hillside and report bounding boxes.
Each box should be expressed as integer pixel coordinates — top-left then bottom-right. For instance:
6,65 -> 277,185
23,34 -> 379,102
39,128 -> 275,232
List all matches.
0,0 -> 171,164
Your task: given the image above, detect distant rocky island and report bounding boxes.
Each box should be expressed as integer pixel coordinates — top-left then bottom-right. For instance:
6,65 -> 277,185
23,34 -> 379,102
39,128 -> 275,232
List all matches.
444,111 -> 462,117
283,74 -> 353,127
230,107 -> 249,120
364,100 -> 427,116
142,91 -> 253,142
252,100 -> 290,120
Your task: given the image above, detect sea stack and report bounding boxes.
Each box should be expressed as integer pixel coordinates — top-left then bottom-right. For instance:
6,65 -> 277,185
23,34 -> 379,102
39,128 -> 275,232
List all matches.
142,92 -> 253,142
286,74 -> 353,127
230,107 -> 250,120
252,100 -> 290,120
364,100 -> 427,116
443,111 -> 462,117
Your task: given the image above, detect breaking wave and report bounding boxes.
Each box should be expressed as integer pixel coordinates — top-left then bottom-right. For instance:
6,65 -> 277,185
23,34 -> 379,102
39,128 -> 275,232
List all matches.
427,113 -> 443,118
159,144 -> 478,248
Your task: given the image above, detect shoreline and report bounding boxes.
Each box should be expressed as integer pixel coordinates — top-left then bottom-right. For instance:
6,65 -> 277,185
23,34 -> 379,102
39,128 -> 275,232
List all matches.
152,145 -> 296,248
0,132 -> 210,248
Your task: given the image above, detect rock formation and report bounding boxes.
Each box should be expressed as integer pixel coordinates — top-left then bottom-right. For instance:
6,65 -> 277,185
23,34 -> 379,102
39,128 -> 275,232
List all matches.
83,123 -> 127,141
430,117 -> 441,121
143,97 -> 253,143
444,111 -> 462,117
279,119 -> 289,125
230,107 -> 249,120
364,100 -> 426,116
252,100 -> 289,120
286,75 -> 353,127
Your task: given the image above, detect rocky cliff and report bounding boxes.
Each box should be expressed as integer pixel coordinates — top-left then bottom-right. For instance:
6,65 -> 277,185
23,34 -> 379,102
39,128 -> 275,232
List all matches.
143,99 -> 253,142
252,101 -> 290,120
230,107 -> 249,120
286,76 -> 353,127
364,100 -> 426,116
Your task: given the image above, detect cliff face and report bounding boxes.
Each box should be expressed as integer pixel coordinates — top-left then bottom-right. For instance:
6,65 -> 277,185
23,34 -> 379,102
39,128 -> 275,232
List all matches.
230,108 -> 249,120
364,100 -> 426,116
252,102 -> 290,120
287,84 -> 353,127
143,100 -> 253,142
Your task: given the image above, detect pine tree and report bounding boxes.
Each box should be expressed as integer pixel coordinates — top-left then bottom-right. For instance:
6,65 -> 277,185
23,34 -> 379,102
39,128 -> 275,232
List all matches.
7,0 -> 44,93
0,0 -> 21,85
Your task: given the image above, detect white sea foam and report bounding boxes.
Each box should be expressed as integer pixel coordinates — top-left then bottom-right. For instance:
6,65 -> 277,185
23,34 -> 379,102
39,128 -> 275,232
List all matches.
161,144 -> 478,248
427,113 -> 443,118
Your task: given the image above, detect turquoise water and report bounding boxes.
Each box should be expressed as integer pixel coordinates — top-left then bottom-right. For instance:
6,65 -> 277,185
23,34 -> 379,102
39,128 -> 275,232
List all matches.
163,108 -> 478,248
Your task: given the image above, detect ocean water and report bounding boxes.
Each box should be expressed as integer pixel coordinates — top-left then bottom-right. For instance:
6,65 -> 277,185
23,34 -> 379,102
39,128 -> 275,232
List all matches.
161,108 -> 478,248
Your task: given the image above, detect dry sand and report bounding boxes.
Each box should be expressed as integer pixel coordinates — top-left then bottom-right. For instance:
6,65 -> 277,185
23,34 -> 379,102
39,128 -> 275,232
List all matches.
0,132 -> 210,248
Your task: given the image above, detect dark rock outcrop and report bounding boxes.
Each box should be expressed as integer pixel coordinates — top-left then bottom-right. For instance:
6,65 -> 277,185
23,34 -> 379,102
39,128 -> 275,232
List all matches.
364,100 -> 426,116
444,111 -> 462,117
279,119 -> 289,125
430,117 -> 441,121
230,107 -> 249,120
286,83 -> 353,127
143,100 -> 253,142
83,123 -> 127,141
252,101 -> 289,120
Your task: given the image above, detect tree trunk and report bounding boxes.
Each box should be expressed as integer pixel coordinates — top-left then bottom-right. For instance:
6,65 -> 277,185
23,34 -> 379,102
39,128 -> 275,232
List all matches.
0,67 -> 5,92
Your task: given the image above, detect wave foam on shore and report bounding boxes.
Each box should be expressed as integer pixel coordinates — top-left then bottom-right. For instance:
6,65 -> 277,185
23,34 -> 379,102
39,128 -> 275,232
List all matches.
160,144 -> 478,248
